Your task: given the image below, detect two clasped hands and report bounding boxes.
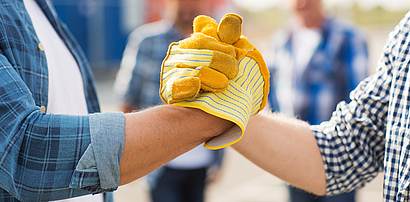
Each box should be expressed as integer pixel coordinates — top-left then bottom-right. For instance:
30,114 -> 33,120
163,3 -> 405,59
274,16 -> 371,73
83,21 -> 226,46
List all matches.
159,13 -> 270,149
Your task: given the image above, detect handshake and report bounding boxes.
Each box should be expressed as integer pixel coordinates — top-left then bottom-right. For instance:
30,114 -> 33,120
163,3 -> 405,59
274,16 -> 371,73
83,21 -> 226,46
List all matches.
160,13 -> 270,149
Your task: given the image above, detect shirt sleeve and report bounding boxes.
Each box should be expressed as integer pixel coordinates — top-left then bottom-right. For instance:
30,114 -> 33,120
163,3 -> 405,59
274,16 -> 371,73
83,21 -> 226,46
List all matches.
0,58 -> 125,201
311,32 -> 393,195
69,112 -> 124,193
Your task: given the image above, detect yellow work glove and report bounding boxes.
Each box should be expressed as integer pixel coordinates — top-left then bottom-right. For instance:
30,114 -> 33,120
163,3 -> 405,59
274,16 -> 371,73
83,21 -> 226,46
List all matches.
160,13 -> 270,149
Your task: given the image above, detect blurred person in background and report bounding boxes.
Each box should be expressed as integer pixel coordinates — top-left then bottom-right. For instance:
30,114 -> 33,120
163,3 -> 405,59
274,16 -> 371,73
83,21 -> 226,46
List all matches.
266,0 -> 368,201
113,0 -> 227,201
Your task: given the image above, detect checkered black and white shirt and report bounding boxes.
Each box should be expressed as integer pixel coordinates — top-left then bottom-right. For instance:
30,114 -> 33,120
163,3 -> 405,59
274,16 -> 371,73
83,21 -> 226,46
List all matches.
312,10 -> 410,201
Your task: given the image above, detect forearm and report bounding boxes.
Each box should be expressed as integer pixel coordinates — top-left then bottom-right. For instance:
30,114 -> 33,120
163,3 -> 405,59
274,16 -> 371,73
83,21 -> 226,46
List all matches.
119,104 -> 233,185
232,112 -> 326,195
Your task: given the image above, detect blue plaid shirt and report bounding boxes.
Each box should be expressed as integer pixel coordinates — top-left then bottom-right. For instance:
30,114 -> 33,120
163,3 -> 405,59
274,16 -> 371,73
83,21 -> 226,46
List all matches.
0,0 -> 124,201
267,16 -> 369,125
311,11 -> 410,201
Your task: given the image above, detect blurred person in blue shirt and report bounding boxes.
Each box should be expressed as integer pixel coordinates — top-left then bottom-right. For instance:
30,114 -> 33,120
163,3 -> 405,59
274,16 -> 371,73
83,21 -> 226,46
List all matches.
266,0 -> 368,201
113,0 -> 226,201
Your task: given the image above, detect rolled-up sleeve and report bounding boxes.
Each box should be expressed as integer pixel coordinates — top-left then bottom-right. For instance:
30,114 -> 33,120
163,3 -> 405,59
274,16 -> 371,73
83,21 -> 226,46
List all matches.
70,112 -> 125,193
310,43 -> 392,195
311,98 -> 386,195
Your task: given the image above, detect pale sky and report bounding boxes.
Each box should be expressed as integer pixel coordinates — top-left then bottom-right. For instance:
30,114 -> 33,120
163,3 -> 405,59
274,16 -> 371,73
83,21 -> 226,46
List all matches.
232,0 -> 410,12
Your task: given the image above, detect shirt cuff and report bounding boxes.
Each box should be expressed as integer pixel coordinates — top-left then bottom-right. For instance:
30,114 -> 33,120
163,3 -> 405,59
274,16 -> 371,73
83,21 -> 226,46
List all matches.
70,112 -> 125,193
310,123 -> 345,196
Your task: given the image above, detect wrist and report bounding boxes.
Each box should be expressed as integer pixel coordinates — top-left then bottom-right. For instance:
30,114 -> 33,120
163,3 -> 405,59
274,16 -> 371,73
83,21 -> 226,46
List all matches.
171,106 -> 235,140
125,105 -> 233,141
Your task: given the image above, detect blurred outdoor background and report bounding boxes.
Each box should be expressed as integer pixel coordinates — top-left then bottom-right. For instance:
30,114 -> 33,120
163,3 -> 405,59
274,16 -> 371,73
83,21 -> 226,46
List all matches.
50,0 -> 410,76
50,0 -> 410,201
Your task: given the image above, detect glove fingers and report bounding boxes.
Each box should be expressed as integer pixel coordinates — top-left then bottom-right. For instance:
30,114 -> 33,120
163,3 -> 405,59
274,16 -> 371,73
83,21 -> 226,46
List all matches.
171,77 -> 201,103
160,13 -> 270,150
197,66 -> 229,93
178,33 -> 236,57
209,50 -> 238,79
193,15 -> 219,40
177,35 -> 239,79
160,65 -> 201,104
192,13 -> 243,45
217,13 -> 243,45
